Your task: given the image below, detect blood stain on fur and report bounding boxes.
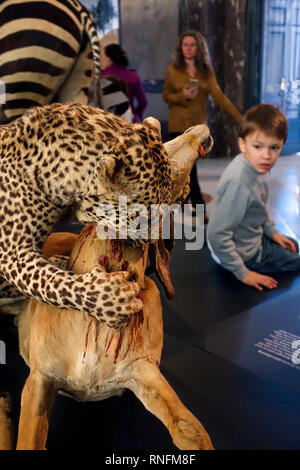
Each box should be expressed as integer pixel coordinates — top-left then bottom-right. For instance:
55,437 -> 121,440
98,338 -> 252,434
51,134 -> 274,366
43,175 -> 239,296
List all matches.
82,318 -> 93,361
114,330 -> 124,363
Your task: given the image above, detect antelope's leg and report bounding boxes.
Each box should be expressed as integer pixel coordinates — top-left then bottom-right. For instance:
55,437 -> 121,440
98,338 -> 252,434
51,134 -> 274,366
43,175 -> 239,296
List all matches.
0,393 -> 16,450
129,361 -> 214,450
17,371 -> 56,450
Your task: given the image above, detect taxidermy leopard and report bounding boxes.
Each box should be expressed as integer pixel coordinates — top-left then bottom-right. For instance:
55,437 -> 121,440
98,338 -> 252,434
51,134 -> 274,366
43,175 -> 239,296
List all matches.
0,102 -> 171,328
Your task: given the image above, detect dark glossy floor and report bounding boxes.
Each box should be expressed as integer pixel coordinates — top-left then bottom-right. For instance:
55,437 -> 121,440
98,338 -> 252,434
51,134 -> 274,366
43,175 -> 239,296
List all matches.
1,155 -> 300,450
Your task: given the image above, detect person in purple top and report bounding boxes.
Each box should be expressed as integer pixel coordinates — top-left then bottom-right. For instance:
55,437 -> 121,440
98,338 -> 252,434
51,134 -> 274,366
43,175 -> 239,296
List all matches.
101,43 -> 148,123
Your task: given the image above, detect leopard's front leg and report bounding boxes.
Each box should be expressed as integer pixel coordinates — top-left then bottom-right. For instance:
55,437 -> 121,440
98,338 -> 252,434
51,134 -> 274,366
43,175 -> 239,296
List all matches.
1,251 -> 142,329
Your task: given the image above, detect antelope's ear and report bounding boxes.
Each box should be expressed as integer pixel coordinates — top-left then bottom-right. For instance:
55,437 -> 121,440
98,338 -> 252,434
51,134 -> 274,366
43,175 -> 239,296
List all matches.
143,116 -> 162,139
148,239 -> 176,300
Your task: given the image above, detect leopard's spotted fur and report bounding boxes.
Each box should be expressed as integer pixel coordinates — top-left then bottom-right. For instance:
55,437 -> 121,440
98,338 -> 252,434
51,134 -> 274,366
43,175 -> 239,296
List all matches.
0,102 -> 171,328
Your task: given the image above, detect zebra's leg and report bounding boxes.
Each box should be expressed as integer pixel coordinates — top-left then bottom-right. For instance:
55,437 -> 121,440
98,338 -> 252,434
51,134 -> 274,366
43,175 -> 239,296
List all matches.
0,106 -> 9,124
56,31 -> 95,105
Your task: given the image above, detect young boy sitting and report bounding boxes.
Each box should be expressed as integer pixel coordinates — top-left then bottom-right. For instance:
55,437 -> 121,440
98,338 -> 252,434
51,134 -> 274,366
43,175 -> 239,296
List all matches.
207,103 -> 300,291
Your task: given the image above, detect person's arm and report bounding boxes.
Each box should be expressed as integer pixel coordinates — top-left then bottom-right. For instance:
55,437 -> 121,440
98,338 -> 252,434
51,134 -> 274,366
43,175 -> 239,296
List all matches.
132,75 -> 148,122
262,214 -> 277,238
207,179 -> 250,280
208,73 -> 242,123
163,66 -> 189,107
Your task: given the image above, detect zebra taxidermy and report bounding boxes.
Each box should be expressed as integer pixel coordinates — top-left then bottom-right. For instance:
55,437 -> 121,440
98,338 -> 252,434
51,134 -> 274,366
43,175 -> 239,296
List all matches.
0,0 -> 102,123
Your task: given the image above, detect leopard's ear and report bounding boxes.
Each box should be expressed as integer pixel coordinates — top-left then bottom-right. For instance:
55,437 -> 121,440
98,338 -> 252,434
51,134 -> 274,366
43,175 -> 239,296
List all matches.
100,156 -> 116,179
142,116 -> 162,139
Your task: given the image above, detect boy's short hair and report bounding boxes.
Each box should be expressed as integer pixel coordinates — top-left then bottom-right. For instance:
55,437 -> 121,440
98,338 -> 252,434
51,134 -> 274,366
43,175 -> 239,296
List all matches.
239,104 -> 288,143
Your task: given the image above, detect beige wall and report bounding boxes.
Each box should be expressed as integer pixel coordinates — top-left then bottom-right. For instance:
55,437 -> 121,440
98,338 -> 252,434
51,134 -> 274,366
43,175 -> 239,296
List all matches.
120,0 -> 179,136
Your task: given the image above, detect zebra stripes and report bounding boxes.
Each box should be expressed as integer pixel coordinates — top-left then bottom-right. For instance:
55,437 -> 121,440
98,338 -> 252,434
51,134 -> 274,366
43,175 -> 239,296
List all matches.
0,0 -> 101,122
101,77 -> 132,122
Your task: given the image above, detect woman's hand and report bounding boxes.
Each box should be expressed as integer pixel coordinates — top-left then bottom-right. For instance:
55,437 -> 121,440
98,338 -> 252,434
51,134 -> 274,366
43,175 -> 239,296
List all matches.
241,270 -> 278,291
183,85 -> 198,100
271,232 -> 298,253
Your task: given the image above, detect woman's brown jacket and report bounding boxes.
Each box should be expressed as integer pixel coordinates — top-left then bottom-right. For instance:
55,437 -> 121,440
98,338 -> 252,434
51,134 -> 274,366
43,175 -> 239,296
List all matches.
163,64 -> 242,133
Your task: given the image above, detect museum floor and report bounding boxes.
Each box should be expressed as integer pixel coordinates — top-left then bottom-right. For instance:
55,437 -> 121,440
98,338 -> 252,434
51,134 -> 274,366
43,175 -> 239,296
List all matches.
1,154 -> 300,451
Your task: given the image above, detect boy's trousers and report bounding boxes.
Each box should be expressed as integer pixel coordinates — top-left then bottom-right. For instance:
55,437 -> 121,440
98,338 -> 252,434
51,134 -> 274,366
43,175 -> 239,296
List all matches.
245,235 -> 300,273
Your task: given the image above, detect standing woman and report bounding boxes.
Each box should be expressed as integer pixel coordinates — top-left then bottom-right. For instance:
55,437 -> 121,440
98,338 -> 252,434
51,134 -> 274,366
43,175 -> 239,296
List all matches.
101,43 -> 148,123
163,30 -> 242,221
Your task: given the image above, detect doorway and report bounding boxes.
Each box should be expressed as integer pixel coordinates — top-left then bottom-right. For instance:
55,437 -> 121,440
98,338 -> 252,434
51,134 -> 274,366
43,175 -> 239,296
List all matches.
260,0 -> 300,154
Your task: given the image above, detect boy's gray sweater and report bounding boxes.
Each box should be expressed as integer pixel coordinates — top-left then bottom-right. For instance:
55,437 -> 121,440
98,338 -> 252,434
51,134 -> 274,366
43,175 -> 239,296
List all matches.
207,153 -> 276,280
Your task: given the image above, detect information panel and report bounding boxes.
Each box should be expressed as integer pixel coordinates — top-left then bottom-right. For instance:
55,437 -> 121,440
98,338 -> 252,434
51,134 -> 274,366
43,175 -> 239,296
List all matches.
196,288 -> 300,393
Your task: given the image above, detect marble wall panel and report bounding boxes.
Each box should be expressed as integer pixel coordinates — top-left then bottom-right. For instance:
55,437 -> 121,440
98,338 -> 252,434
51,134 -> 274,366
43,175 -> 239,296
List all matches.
179,0 -> 247,156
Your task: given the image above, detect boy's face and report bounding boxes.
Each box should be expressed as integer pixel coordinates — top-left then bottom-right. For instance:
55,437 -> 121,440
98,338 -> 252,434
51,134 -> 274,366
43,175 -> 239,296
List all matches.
238,131 -> 284,174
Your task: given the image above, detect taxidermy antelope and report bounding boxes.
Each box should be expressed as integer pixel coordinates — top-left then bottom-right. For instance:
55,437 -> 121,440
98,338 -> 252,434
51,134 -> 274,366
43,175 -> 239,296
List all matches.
10,124 -> 214,450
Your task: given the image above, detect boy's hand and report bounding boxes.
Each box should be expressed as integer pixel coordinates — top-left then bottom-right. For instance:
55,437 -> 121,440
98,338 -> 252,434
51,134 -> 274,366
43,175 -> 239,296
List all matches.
241,270 -> 278,291
271,232 -> 297,253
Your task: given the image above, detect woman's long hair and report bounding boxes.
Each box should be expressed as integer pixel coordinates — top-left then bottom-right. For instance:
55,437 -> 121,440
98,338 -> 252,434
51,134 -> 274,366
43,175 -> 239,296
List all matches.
173,30 -> 213,77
